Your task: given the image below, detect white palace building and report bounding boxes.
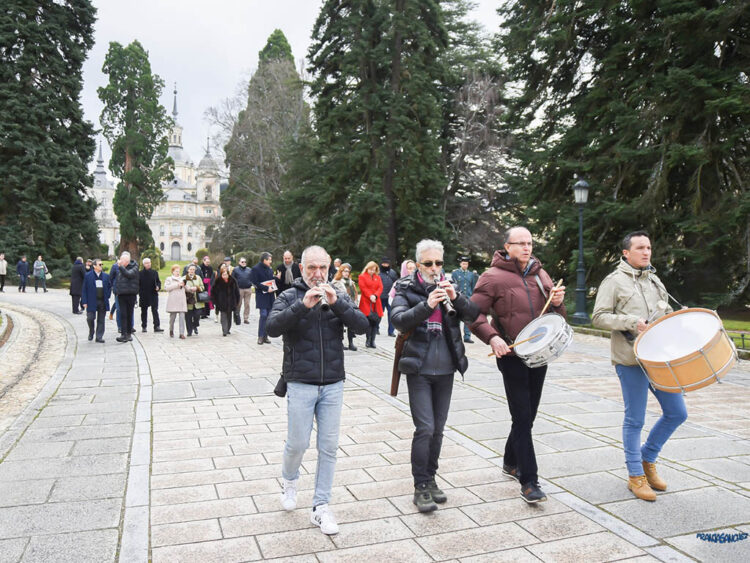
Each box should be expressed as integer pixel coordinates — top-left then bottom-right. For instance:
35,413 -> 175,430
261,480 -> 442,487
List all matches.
90,87 -> 224,260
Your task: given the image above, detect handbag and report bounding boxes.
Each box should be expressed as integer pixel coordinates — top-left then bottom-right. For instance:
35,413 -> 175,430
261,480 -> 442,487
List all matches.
45,272 -> 52,280
197,291 -> 209,303
367,301 -> 379,324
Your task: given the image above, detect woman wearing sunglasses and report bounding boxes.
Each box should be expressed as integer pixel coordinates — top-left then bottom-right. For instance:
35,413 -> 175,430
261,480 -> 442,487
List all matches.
391,239 -> 479,514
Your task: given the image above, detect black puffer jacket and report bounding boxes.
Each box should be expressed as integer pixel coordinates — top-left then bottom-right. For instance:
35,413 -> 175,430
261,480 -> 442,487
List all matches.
115,260 -> 139,295
391,274 -> 479,376
267,278 -> 369,385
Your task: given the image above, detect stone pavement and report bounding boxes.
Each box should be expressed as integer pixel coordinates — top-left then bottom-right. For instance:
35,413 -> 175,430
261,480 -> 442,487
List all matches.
0,289 -> 749,562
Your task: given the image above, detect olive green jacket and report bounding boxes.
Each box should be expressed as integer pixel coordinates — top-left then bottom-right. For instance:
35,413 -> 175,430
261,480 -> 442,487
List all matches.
592,258 -> 672,366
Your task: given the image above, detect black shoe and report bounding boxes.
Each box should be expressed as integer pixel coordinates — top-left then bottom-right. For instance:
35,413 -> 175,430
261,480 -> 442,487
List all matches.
463,337 -> 474,343
257,337 -> 264,345
142,328 -> 147,333
130,328 -> 137,334
194,328 -> 198,335
427,478 -> 447,504
244,320 -> 250,324
348,344 -> 358,351
520,482 -> 547,504
88,333 -> 94,341
154,328 -> 164,333
116,335 -> 130,343
413,483 -> 437,513
95,338 -> 105,343
264,336 -> 270,343
388,333 -> 396,337
502,464 -> 519,482
44,289 -> 48,292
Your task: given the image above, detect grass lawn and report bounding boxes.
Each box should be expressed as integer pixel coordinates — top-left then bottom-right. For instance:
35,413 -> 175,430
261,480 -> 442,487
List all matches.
101,260 -> 200,289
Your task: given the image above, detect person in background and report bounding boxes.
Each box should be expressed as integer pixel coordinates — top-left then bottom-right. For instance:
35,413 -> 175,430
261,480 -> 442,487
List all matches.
232,257 -> 254,324
211,264 -> 241,337
70,257 -> 86,314
184,265 -> 205,337
451,256 -> 479,343
251,252 -> 276,345
389,259 -> 416,301
114,251 -> 139,343
182,256 -> 201,276
358,261 -> 383,348
199,255 -> 214,320
275,250 -> 301,293
81,259 -> 111,343
332,263 -> 359,350
379,257 -> 399,337
16,255 -> 29,292
33,255 -> 48,293
165,264 -> 187,339
139,258 -> 163,333
0,252 -> 7,292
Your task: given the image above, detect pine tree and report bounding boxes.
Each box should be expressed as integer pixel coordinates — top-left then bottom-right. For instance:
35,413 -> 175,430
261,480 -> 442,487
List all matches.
98,40 -> 173,259
0,0 -> 101,272
498,0 -> 750,305
281,0 -> 449,264
219,30 -> 309,255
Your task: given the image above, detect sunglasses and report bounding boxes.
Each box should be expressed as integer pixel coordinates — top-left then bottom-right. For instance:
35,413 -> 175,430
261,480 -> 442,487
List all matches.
420,260 -> 444,268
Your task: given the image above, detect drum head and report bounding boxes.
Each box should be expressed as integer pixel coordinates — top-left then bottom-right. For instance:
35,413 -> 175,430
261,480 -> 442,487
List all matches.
515,314 -> 566,355
636,309 -> 720,362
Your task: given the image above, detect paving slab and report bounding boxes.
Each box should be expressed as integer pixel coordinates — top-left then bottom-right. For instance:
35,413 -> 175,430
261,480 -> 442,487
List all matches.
603,486 -> 750,537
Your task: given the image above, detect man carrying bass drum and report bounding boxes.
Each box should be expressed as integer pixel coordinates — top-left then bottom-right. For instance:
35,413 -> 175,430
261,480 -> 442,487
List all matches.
470,226 -> 566,504
592,230 -> 687,502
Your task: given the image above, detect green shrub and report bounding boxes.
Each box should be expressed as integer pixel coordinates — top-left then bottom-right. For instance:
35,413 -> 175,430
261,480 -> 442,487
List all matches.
196,247 -> 210,261
141,247 -> 165,270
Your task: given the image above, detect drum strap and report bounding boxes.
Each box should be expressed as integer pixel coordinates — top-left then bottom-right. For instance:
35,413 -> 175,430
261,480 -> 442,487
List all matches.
534,275 -> 547,300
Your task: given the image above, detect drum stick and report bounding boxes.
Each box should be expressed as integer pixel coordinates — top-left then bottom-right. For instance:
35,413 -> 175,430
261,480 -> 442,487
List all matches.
486,334 -> 543,356
539,279 -> 564,317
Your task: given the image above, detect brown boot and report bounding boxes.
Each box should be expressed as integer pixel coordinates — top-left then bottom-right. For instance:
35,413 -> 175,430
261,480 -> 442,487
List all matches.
642,461 -> 667,491
628,475 -> 656,501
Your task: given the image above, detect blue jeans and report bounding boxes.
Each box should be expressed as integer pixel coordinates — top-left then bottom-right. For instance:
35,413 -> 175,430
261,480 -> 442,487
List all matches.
616,364 -> 688,476
282,380 -> 344,507
258,308 -> 270,338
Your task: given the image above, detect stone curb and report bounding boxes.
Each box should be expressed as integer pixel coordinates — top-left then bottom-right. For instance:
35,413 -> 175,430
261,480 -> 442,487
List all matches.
118,334 -> 153,563
0,304 -> 76,460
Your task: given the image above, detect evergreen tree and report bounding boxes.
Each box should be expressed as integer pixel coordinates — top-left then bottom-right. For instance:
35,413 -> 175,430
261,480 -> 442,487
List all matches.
98,40 -> 173,259
219,30 -> 309,255
0,0 -> 100,272
281,0 -> 449,264
498,0 -> 750,306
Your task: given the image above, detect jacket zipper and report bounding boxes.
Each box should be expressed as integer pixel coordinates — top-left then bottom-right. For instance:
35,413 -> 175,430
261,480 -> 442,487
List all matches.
522,276 -> 535,317
319,307 -> 325,384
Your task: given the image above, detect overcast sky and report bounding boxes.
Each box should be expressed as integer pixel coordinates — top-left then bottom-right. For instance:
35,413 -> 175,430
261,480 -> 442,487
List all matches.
83,0 -> 502,174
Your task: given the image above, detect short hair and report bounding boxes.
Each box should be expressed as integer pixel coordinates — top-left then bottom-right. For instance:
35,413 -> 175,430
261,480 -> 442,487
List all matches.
142,258 -> 151,264
120,251 -> 131,260
93,258 -> 103,266
187,264 -> 196,271
76,256 -> 83,262
503,226 -> 530,244
301,245 -> 330,266
171,264 -> 181,273
415,239 -> 444,263
239,257 -> 247,262
260,252 -> 272,262
623,230 -> 650,250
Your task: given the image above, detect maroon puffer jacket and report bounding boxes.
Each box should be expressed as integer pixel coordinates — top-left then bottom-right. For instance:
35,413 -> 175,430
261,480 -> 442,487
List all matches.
469,250 -> 566,349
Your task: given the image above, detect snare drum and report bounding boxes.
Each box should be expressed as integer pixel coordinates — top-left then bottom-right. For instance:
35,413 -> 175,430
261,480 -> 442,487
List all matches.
634,308 -> 737,393
514,313 -> 573,368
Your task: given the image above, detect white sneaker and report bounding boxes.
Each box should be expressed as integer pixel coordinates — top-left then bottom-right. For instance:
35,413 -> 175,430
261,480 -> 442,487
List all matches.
280,478 -> 297,511
310,503 -> 339,535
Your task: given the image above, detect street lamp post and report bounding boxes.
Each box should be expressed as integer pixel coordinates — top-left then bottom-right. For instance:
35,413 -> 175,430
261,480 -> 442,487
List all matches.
571,179 -> 590,325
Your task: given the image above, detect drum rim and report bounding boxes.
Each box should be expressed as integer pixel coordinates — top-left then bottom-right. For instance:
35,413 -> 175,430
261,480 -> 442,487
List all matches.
515,313 -> 566,353
634,307 -> 722,364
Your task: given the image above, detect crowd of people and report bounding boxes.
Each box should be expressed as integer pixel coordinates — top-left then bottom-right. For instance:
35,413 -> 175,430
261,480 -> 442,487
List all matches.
2,228 -> 685,536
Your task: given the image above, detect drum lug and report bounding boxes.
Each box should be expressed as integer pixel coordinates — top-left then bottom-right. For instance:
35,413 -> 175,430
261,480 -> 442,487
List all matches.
698,346 -> 722,385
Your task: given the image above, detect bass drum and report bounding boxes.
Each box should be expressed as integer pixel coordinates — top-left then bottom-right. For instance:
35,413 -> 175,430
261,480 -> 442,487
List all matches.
634,308 -> 737,393
514,313 -> 573,368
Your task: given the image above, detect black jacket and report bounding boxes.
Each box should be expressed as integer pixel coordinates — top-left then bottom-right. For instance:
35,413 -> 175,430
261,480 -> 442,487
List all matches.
139,268 -> 161,305
276,262 -> 302,293
115,260 -> 139,295
70,261 -> 85,296
211,275 -> 240,312
267,278 -> 368,385
391,274 -> 479,376
379,267 -> 398,299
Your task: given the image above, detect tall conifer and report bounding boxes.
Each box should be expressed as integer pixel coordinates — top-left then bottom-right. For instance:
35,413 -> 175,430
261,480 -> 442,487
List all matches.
0,0 -> 100,269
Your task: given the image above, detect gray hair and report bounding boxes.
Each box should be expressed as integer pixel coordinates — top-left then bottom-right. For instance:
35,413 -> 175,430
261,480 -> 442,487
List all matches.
142,258 -> 151,264
415,239 -> 444,263
119,251 -> 131,260
301,245 -> 330,265
503,226 -> 530,244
